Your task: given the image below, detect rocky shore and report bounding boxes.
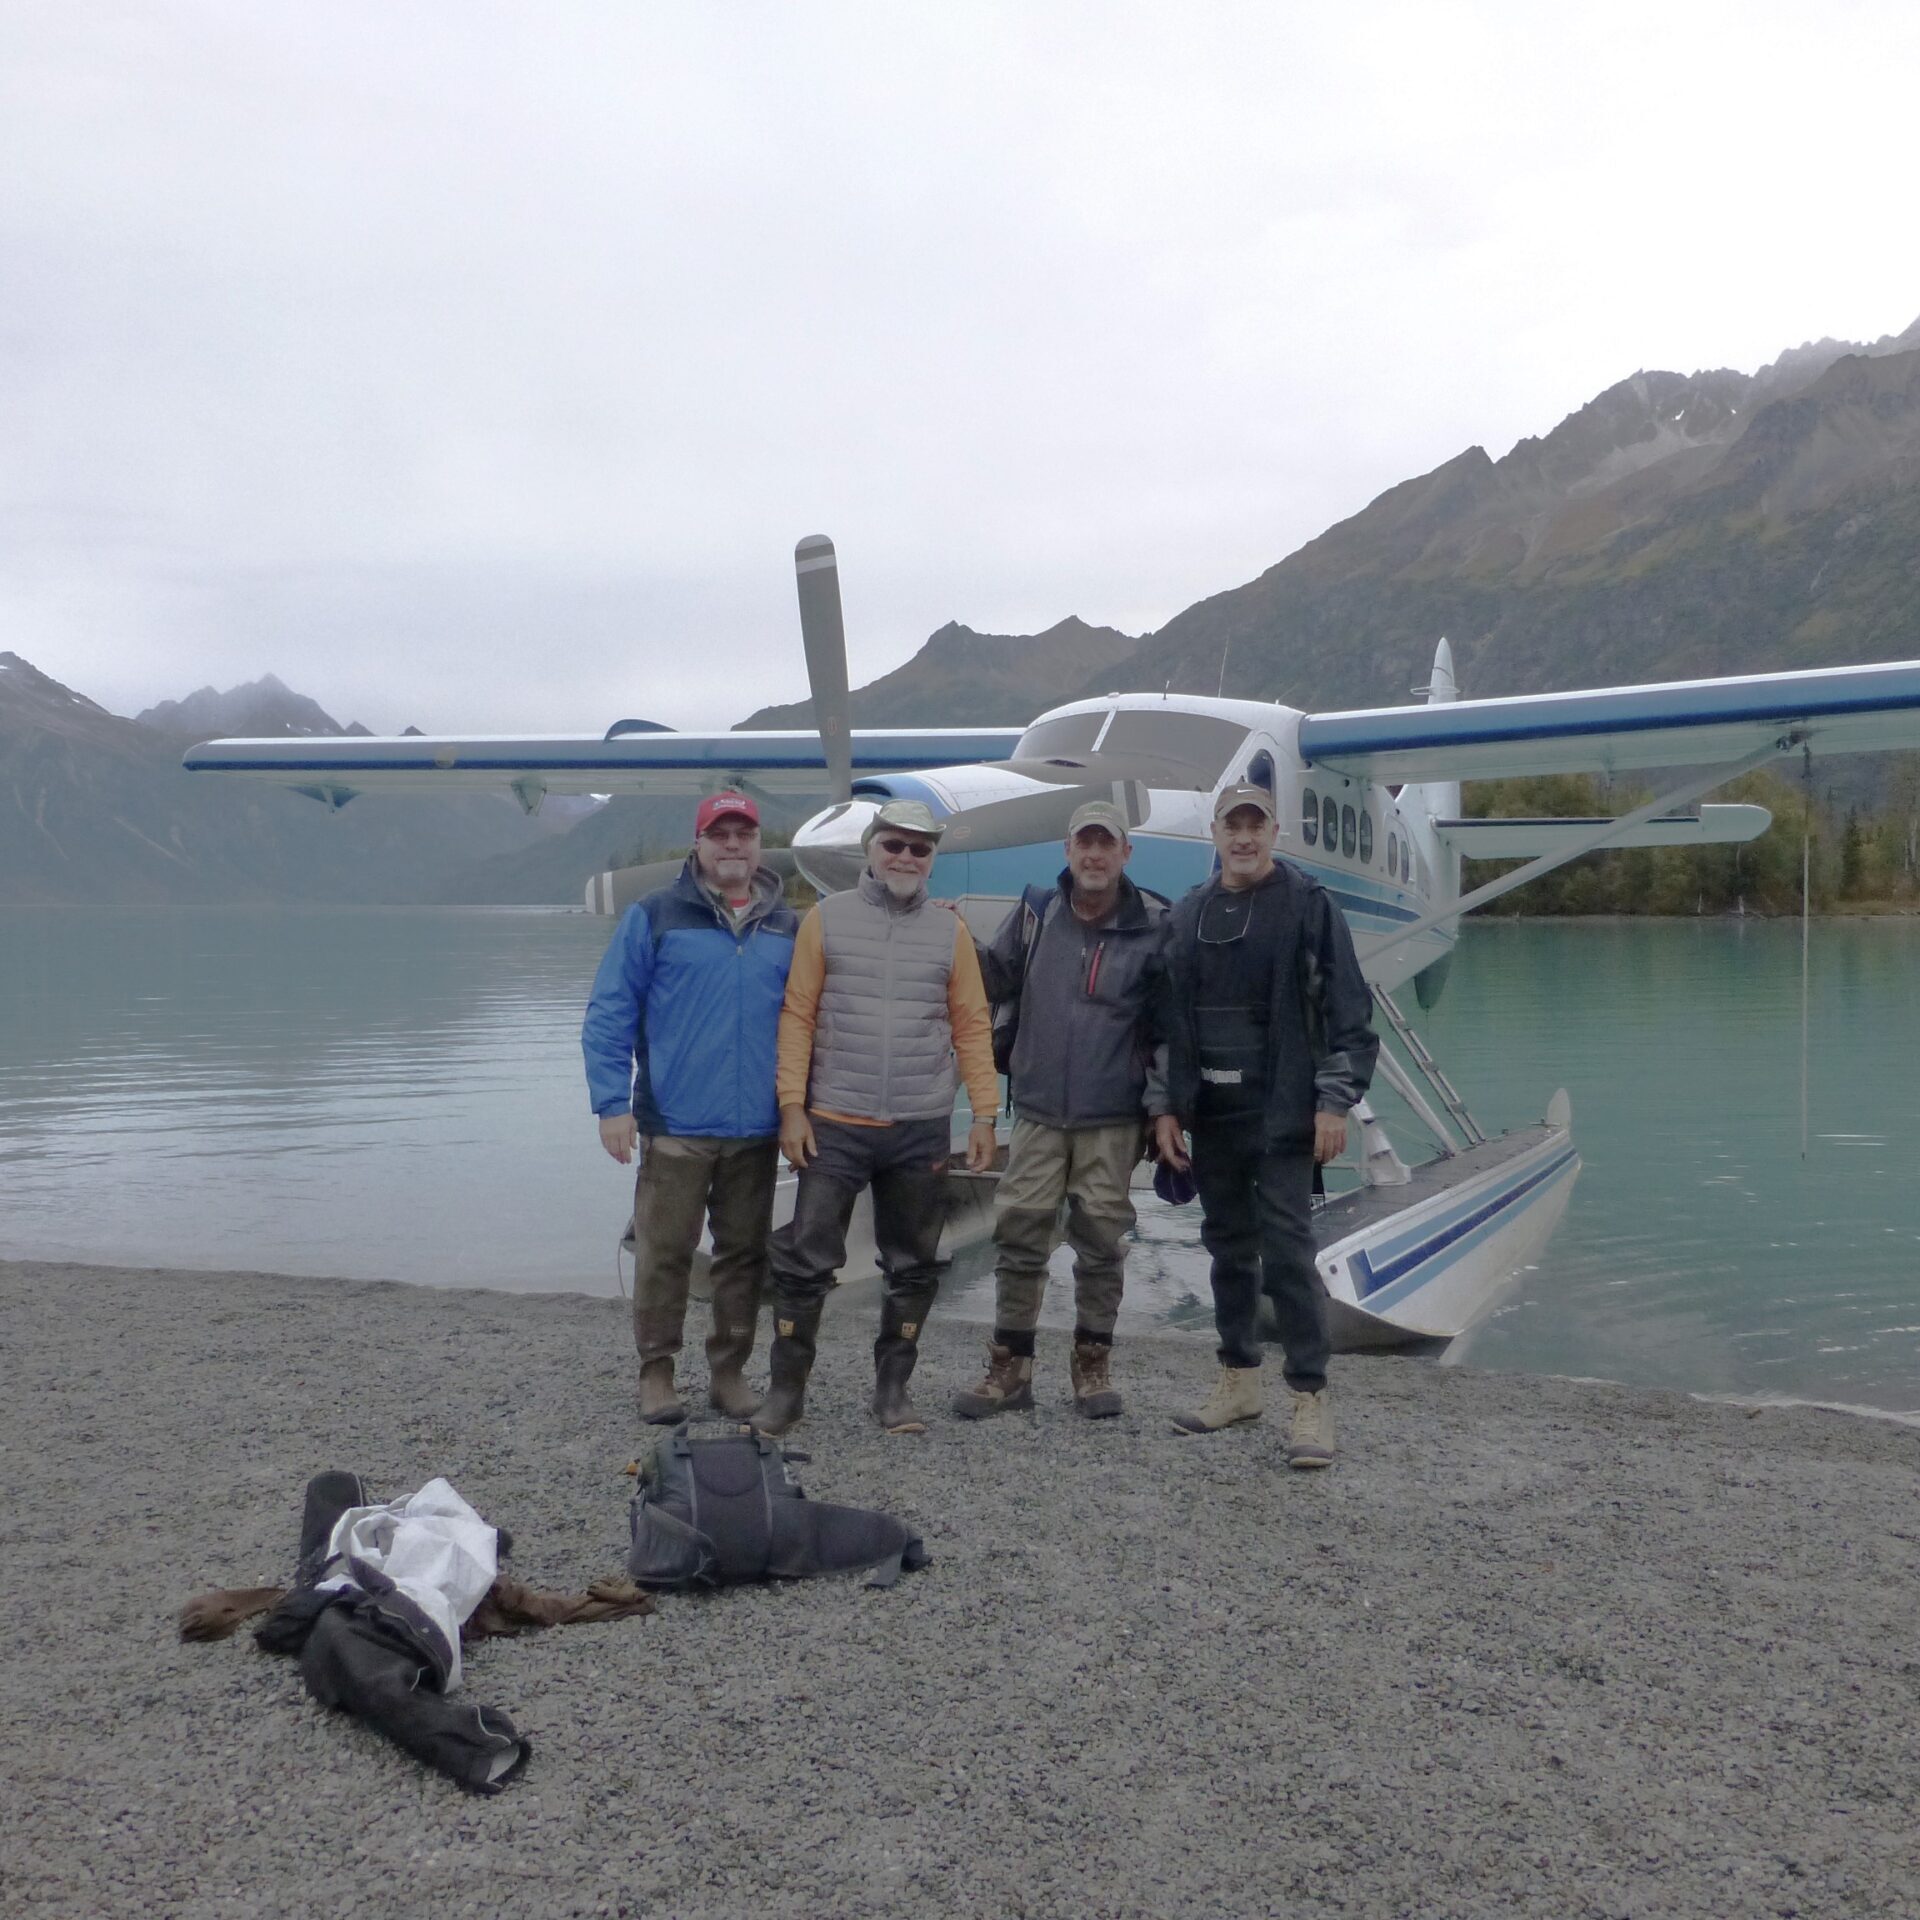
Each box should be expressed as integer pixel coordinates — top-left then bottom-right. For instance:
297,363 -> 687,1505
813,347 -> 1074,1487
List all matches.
3,1256 -> 1916,1919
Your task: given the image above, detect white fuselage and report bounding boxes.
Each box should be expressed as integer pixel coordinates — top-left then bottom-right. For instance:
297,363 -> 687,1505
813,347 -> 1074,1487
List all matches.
789,690 -> 1462,995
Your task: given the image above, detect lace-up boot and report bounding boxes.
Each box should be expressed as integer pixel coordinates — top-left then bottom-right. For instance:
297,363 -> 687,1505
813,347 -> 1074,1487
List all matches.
951,1344 -> 1035,1419
1170,1364 -> 1263,1434
1285,1386 -> 1336,1469
1070,1339 -> 1123,1419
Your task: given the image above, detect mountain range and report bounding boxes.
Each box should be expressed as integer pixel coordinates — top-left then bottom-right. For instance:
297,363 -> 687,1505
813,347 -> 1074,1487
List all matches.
8,315 -> 1918,904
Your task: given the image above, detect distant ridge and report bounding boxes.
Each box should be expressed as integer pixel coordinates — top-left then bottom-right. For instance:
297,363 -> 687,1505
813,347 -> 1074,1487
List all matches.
1085,316 -> 1920,717
135,673 -> 373,742
739,614 -> 1138,729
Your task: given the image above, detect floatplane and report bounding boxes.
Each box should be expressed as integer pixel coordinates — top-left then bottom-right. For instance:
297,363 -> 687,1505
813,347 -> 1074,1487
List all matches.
185,537 -> 1920,1352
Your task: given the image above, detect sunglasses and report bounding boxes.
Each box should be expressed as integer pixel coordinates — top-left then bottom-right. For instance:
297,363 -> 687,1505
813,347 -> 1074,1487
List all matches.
875,836 -> 936,859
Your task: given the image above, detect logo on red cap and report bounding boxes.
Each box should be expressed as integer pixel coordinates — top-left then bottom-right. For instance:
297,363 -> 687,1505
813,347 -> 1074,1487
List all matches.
694,790 -> 759,835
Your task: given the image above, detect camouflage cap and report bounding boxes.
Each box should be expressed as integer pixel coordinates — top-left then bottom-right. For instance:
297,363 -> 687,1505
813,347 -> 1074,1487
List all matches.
1067,798 -> 1131,841
860,797 -> 948,848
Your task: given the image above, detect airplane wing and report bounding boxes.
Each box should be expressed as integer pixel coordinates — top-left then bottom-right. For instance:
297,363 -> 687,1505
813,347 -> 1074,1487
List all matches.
1436,803 -> 1771,858
181,726 -> 1028,805
1298,659 -> 1920,785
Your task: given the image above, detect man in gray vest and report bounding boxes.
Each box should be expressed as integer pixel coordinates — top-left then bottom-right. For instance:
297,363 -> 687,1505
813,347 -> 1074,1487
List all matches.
953,798 -> 1170,1421
757,800 -> 999,1436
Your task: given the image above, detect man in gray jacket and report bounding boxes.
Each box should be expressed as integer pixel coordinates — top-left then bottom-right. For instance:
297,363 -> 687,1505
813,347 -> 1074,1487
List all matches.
953,799 -> 1170,1422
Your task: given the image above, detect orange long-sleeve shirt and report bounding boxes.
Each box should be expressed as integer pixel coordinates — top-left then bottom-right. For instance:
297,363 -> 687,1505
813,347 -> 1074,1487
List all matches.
776,904 -> 997,1125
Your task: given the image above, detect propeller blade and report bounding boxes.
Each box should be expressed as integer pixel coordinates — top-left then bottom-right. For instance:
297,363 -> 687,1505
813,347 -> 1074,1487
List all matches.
794,534 -> 853,805
584,848 -> 799,916
938,780 -> 1150,856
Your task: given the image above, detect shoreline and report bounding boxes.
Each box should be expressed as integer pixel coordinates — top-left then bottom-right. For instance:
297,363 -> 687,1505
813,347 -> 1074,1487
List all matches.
5,1254 -> 1918,1918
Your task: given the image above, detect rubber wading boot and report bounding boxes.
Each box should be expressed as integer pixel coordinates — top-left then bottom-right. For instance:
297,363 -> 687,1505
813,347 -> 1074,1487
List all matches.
1170,1364 -> 1263,1434
637,1358 -> 688,1426
951,1343 -> 1034,1420
706,1361 -> 760,1421
1069,1339 -> 1123,1420
753,1306 -> 820,1438
1285,1386 -> 1336,1469
871,1294 -> 933,1435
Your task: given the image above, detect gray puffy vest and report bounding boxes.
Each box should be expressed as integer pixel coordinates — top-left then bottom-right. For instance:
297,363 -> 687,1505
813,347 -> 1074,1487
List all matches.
808,874 -> 959,1122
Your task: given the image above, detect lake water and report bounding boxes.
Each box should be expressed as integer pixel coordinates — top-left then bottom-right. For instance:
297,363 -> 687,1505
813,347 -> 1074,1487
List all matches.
2,907 -> 1916,1415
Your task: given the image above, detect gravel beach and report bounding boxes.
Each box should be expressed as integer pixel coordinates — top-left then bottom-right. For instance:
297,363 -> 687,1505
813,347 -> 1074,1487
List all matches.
3,1255 -> 1916,1920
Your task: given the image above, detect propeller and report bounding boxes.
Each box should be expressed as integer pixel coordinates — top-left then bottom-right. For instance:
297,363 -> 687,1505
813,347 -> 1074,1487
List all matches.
794,534 -> 853,806
585,847 -> 800,917
934,779 -> 1151,856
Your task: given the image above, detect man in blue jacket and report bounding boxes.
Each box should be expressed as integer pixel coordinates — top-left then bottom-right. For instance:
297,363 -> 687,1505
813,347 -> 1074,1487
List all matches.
582,791 -> 800,1424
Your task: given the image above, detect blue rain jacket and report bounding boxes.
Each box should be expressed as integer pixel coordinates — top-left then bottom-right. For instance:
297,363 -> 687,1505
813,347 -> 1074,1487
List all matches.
582,858 -> 800,1138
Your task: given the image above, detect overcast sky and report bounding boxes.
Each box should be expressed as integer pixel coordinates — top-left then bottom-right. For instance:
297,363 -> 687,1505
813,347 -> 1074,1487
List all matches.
3,1 -> 1915,733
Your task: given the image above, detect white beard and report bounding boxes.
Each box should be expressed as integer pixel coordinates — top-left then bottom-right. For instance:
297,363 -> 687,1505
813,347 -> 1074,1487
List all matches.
877,869 -> 924,902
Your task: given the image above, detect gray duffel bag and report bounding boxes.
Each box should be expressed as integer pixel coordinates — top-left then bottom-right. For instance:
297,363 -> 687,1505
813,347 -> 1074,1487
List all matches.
626,1428 -> 929,1592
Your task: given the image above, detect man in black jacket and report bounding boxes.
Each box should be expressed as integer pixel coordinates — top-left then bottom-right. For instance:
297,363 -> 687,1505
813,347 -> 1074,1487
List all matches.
953,799 -> 1170,1421
1155,783 -> 1377,1465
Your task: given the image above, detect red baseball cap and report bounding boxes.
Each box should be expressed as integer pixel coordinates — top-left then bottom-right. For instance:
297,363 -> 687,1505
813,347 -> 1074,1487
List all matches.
694,790 -> 759,835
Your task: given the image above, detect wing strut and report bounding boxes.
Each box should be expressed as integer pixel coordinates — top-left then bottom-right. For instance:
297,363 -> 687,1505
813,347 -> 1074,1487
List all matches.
1362,736 -> 1800,965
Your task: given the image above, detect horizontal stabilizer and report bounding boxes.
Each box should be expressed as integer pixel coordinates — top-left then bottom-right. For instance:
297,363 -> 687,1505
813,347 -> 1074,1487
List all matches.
1436,803 -> 1770,859
184,727 -> 1027,800
1300,658 -> 1920,785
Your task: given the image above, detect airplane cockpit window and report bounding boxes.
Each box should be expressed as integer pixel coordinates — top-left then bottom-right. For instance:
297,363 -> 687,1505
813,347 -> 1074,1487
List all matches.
1341,805 -> 1357,857
1097,710 -> 1250,783
1358,811 -> 1374,865
1246,749 -> 1276,793
1301,789 -> 1318,846
1387,834 -> 1399,879
1321,792 -> 1338,851
1012,713 -> 1105,762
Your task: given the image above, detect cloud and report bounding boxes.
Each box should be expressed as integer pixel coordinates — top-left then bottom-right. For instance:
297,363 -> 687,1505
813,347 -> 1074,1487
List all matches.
2,1 -> 1915,729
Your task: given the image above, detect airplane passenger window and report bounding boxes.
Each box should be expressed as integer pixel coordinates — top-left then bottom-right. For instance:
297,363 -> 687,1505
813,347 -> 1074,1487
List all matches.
1321,793 -> 1337,850
1301,790 -> 1318,846
1358,811 -> 1374,864
1388,834 -> 1399,879
1341,805 -> 1357,857
1098,710 -> 1250,783
1012,714 -> 1104,761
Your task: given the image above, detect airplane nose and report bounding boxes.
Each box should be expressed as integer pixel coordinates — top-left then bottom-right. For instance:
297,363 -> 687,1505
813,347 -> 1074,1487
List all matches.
792,798 -> 878,894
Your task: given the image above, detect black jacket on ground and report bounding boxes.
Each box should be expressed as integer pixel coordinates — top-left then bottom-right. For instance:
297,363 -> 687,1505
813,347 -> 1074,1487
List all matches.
1163,862 -> 1378,1149
978,869 -> 1171,1129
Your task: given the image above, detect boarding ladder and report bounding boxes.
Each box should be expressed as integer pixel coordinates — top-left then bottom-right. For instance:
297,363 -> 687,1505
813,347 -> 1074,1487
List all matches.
1371,986 -> 1486,1149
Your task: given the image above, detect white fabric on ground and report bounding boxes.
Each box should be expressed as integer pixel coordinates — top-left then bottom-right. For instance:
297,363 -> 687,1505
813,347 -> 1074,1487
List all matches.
319,1477 -> 498,1690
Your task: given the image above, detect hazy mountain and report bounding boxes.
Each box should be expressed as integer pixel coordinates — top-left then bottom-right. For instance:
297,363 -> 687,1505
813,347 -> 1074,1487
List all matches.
739,615 -> 1138,728
1085,317 -> 1920,718
1,652 -> 552,904
134,673 -> 373,743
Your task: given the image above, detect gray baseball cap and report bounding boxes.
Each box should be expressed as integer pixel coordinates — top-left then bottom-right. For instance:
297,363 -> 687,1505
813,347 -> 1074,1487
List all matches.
861,798 -> 947,848
1212,781 -> 1277,823
1067,798 -> 1131,841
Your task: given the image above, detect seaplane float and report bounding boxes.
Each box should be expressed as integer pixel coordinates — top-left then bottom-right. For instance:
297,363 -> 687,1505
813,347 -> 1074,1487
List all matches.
185,537 -> 1920,1352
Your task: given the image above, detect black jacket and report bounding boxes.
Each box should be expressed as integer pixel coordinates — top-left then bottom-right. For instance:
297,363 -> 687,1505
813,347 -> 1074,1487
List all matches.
979,870 -> 1171,1128
1163,862 -> 1377,1148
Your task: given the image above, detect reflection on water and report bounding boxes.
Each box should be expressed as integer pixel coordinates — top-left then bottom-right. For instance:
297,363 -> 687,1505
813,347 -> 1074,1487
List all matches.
2,908 -> 1916,1413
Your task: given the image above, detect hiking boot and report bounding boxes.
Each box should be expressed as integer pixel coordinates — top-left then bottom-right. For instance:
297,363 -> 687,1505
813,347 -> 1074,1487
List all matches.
1069,1339 -> 1122,1420
753,1306 -> 820,1438
1170,1365 -> 1262,1434
871,1292 -> 933,1435
951,1343 -> 1034,1420
1285,1386 -> 1335,1469
706,1362 -> 760,1421
637,1359 -> 687,1426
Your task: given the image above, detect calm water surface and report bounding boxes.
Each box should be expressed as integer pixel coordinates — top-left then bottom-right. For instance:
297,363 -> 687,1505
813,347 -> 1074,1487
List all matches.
2,908 -> 1915,1413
